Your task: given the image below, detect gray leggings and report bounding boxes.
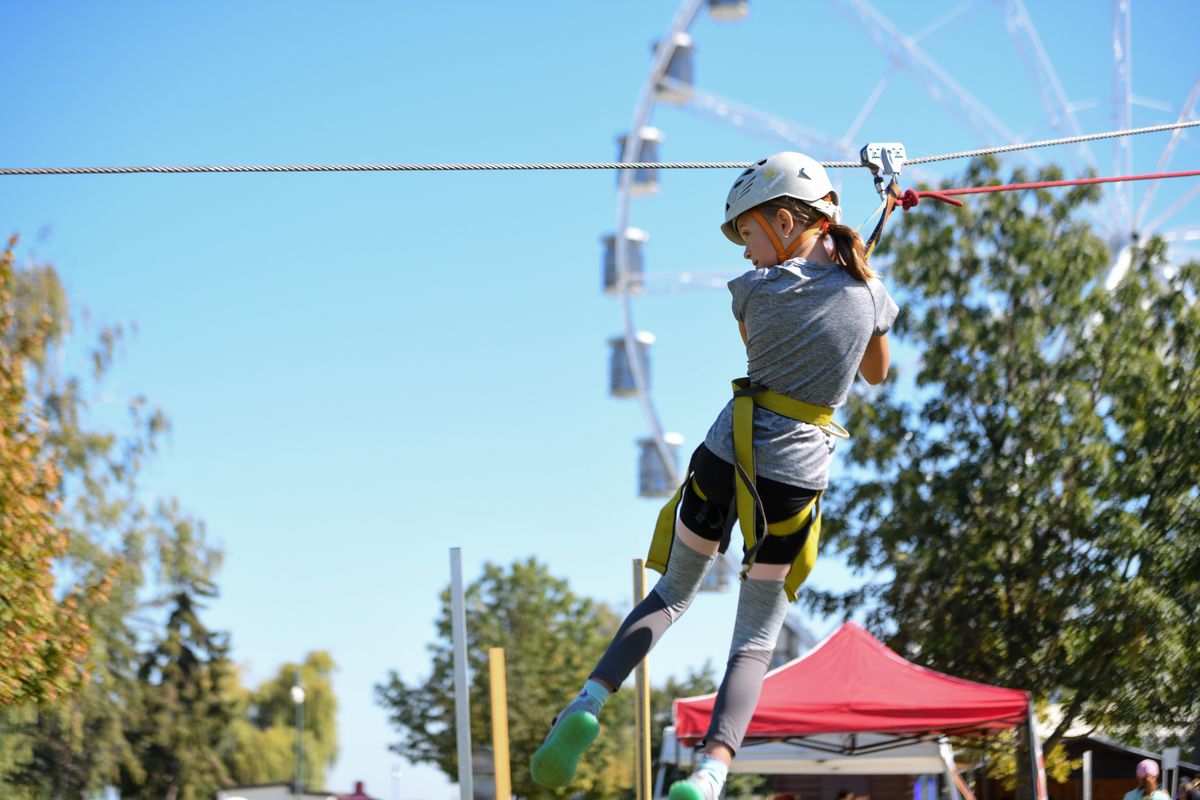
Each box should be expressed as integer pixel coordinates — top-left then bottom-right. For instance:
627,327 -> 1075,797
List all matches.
590,535 -> 789,753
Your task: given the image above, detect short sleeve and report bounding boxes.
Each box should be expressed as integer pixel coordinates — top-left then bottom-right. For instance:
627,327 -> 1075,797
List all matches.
728,269 -> 760,322
869,278 -> 900,336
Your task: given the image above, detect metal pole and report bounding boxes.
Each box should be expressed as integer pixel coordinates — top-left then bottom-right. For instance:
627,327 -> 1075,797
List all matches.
292,670 -> 304,798
450,548 -> 475,800
633,559 -> 652,800
1027,700 -> 1048,800
489,648 -> 512,800
1082,750 -> 1092,800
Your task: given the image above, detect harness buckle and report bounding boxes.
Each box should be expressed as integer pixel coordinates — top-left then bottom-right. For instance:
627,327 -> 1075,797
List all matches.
860,142 -> 907,198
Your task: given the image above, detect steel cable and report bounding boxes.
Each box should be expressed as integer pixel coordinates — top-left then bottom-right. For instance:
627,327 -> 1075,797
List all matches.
2,121 -> 1198,177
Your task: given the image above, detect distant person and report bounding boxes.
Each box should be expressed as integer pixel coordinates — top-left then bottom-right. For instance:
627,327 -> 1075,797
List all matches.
835,790 -> 855,800
529,151 -> 898,800
1177,777 -> 1192,800
1183,775 -> 1200,800
1124,759 -> 1171,800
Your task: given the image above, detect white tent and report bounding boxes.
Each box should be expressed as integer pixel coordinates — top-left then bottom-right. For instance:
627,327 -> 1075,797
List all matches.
658,727 -> 949,776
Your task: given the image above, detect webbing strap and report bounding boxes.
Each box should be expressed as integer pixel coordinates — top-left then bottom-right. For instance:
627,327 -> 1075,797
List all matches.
648,380 -> 840,601
863,179 -> 903,259
748,209 -> 827,264
731,379 -> 832,556
646,447 -> 701,575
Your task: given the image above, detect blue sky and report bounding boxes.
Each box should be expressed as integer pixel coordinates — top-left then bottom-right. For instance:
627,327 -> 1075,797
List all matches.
3,2 -> 1198,798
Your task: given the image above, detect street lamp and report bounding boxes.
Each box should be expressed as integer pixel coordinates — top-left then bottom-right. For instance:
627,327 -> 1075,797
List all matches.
291,671 -> 305,798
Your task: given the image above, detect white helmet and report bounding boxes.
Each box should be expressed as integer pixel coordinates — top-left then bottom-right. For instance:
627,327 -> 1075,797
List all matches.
720,152 -> 841,244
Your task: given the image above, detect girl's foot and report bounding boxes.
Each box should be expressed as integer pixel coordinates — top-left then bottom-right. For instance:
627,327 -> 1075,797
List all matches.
669,775 -> 719,800
668,755 -> 729,800
529,707 -> 600,788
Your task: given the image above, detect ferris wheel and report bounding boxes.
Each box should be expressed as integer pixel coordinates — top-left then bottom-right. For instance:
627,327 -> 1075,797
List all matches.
603,0 -> 1200,592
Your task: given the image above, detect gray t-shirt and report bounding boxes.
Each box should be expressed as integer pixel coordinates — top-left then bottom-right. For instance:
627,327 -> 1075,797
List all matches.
704,258 -> 899,489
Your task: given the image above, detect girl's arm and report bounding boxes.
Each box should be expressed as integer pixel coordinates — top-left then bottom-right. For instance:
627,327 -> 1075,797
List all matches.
859,333 -> 890,384
739,321 -> 749,346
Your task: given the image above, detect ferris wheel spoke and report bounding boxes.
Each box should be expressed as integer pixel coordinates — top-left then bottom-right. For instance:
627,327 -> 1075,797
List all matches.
842,76 -> 891,148
1003,0 -> 1100,176
830,0 -> 1020,146
1135,74 -> 1200,230
1141,176 -> 1200,239
909,0 -> 976,43
1159,228 -> 1200,244
1111,0 -> 1134,228
663,78 -> 854,159
641,269 -> 740,293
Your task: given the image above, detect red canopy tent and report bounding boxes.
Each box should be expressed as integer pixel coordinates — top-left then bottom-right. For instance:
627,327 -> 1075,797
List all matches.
674,622 -> 1030,754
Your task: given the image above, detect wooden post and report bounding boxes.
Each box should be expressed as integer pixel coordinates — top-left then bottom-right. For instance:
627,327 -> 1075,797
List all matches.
488,648 -> 512,800
633,559 -> 652,800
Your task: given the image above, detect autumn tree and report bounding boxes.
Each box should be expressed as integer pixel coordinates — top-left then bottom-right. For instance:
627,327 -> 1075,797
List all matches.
0,236 -> 98,708
807,159 -> 1200,791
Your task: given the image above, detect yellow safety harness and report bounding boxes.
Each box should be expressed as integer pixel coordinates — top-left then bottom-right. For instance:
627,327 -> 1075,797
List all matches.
646,378 -> 849,602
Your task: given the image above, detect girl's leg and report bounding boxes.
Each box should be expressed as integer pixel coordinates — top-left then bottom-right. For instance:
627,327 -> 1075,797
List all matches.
591,521 -> 717,687
532,445 -> 735,789
531,521 -> 718,789
670,571 -> 790,800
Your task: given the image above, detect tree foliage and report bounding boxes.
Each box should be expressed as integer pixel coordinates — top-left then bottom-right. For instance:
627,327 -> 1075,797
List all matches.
0,236 -> 100,708
377,558 -> 641,799
807,159 -> 1200,765
117,509 -> 234,800
0,237 -> 175,798
224,650 -> 339,790
0,237 -> 338,798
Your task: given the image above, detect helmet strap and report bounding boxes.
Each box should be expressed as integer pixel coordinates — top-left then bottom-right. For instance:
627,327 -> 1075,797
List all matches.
749,209 -> 830,264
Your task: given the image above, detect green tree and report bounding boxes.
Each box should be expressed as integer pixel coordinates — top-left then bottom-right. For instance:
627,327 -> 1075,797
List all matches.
376,558 -> 639,799
807,159 -> 1200,790
225,650 -> 339,790
118,506 -> 235,800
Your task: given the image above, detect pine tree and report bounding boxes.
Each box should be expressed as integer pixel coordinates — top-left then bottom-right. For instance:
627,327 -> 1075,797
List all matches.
120,511 -> 234,800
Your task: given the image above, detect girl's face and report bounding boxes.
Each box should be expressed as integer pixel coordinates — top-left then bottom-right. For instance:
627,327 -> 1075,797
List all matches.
736,211 -> 785,269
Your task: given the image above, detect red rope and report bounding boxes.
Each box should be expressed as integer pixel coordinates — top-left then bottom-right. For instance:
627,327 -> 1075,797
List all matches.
899,168 -> 1200,210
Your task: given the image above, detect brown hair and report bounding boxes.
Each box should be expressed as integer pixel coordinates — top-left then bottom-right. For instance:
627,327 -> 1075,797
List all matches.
755,194 -> 875,281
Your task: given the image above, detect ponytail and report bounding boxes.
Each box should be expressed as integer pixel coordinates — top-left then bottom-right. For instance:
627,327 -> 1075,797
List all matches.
826,220 -> 875,281
756,195 -> 876,282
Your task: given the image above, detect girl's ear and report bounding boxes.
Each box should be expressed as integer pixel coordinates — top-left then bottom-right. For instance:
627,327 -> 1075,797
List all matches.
775,208 -> 796,236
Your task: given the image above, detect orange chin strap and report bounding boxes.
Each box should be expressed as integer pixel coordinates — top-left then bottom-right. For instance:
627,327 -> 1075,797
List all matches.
749,209 -> 830,264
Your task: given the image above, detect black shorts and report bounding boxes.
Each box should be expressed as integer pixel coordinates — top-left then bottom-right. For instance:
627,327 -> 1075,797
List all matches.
678,444 -> 820,566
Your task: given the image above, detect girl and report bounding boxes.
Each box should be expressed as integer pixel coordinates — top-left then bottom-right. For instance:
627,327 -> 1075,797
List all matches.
531,151 -> 898,800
